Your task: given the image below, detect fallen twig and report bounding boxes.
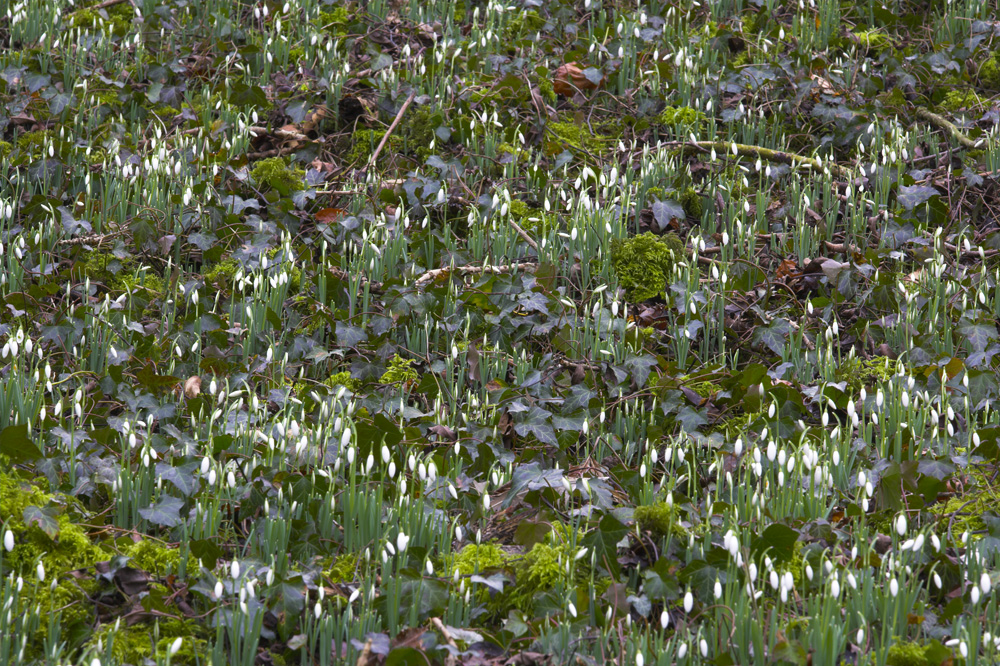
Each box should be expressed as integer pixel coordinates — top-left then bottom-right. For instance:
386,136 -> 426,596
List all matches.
655,140 -> 850,178
415,261 -> 537,287
915,108 -> 980,150
508,218 -> 539,253
369,91 -> 416,167
68,0 -> 130,14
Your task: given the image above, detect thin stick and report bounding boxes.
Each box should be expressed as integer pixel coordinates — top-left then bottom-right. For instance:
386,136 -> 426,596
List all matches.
654,140 -> 850,178
508,218 -> 540,253
369,91 -> 416,167
68,0 -> 129,14
915,108 -> 980,149
415,261 -> 537,288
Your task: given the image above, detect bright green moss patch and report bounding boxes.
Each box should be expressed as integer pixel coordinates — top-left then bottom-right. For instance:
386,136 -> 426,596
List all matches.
634,501 -> 687,539
852,29 -> 893,53
545,120 -> 609,156
380,354 -> 418,384
610,232 -> 684,302
123,539 -> 196,577
886,640 -> 932,666
679,186 -> 703,220
77,251 -> 164,297
656,105 -> 706,130
937,88 -> 983,112
250,157 -> 305,194
347,128 -> 400,165
0,473 -> 108,576
325,553 -> 359,583
508,198 -> 555,235
835,356 -> 898,393
445,543 -> 509,577
83,618 -> 207,666
978,54 -> 1000,90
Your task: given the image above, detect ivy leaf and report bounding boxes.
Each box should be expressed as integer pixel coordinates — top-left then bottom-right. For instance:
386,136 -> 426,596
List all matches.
754,318 -> 792,355
156,462 -> 201,497
751,523 -> 799,564
0,424 -> 44,462
897,185 -> 939,210
651,200 -> 686,231
23,505 -> 60,540
581,514 -> 627,578
138,496 -> 185,528
958,322 -> 997,353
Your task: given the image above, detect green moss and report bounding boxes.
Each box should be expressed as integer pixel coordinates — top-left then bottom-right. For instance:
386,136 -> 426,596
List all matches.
880,87 -> 908,107
16,129 -> 54,158
537,77 -> 557,104
325,371 -> 360,392
315,6 -> 352,35
545,120 -> 608,156
852,29 -> 893,53
0,473 -> 109,654
504,9 -> 546,40
0,473 -> 108,576
929,488 -> 992,535
505,526 -> 589,615
380,354 -> 418,384
610,232 -> 684,302
403,105 -> 440,161
203,257 -> 241,288
250,157 -> 305,194
835,357 -> 898,393
347,128 -> 400,165
325,553 -> 359,583
508,198 -> 555,235
886,641 -> 932,666
634,502 -> 687,539
977,54 -> 1000,91
656,105 -> 707,131
679,186 -> 703,220
83,618 -> 207,666
123,540 -> 196,577
0,141 -> 12,157
77,251 -> 163,298
938,88 -> 983,112
445,543 -> 509,577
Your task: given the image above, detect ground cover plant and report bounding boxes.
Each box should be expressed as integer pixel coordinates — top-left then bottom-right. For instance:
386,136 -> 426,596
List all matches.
2,0 -> 1000,663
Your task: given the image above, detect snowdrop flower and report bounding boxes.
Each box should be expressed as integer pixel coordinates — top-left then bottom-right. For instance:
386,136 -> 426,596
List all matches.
169,638 -> 183,656
981,572 -> 991,594
683,589 -> 693,613
3,530 -> 13,552
895,514 -> 907,536
36,560 -> 45,582
231,561 -> 240,579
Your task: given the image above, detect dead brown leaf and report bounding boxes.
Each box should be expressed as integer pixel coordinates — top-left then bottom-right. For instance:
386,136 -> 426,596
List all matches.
553,62 -> 601,97
183,375 -> 201,399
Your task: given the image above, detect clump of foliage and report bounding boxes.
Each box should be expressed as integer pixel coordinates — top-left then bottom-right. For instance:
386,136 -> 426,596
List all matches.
380,354 -> 418,384
545,120 -> 609,155
445,543 -> 509,576
835,356 -> 898,393
634,501 -> 687,539
886,641 -> 932,666
657,105 -> 706,130
610,232 -> 684,302
250,157 -> 305,194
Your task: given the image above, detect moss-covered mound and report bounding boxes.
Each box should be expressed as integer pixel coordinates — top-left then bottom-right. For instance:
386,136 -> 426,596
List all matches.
610,232 -> 684,302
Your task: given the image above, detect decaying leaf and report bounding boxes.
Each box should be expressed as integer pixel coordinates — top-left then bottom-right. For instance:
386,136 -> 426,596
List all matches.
183,375 -> 201,398
553,62 -> 602,96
